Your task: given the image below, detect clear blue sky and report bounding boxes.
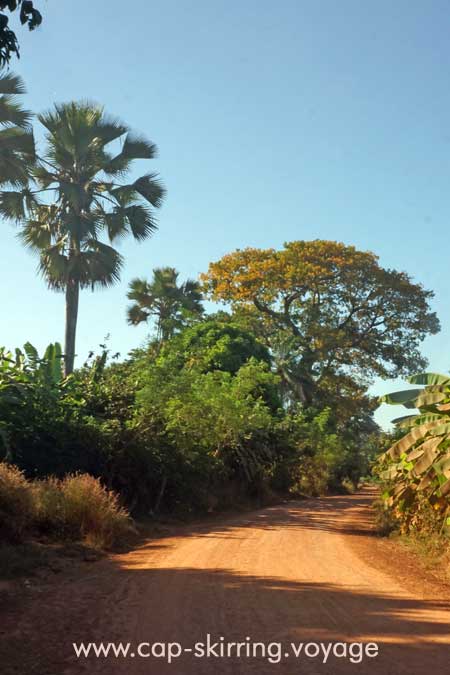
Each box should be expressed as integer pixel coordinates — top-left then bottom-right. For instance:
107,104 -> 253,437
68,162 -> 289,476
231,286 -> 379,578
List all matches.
2,0 -> 450,428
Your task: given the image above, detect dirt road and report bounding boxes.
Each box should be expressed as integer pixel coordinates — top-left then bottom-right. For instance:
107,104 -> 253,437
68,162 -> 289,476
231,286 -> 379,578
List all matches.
2,489 -> 449,674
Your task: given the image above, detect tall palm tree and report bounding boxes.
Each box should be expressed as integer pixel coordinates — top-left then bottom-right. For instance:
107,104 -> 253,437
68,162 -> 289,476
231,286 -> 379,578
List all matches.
127,267 -> 204,342
0,72 -> 34,185
0,101 -> 165,374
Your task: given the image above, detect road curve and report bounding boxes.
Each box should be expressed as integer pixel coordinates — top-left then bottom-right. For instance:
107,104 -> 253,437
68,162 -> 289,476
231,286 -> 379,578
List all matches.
2,489 -> 450,674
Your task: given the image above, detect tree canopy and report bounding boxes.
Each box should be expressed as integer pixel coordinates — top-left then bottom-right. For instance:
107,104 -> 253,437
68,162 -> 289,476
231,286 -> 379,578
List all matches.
202,240 -> 440,404
156,319 -> 272,375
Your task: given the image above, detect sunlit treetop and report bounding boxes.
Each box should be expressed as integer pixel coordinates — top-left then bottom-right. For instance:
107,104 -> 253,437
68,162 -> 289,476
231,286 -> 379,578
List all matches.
201,240 -> 440,392
202,240 -> 380,307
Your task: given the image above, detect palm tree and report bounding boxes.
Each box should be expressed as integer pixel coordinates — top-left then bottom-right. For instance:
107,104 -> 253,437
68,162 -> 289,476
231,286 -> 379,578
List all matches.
0,72 -> 34,185
0,101 -> 165,374
127,267 -> 204,342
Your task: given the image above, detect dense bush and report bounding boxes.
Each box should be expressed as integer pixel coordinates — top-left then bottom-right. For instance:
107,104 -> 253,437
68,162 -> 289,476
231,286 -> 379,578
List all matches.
0,327 -> 377,521
271,407 -> 377,497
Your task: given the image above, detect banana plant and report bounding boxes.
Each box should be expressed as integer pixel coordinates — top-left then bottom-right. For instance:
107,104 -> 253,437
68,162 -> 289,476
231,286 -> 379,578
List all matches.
0,342 -> 69,455
377,372 -> 450,530
0,341 -> 65,394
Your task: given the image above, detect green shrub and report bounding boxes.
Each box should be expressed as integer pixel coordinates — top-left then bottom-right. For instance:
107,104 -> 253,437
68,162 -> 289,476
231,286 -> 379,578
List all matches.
0,463 -> 34,542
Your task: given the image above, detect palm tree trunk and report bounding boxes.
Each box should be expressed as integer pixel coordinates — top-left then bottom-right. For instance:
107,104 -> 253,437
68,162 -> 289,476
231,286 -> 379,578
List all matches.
64,279 -> 80,375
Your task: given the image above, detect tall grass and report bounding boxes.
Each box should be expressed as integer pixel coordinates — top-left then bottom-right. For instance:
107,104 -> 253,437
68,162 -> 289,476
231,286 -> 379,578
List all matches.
0,463 -> 35,542
0,463 -> 133,549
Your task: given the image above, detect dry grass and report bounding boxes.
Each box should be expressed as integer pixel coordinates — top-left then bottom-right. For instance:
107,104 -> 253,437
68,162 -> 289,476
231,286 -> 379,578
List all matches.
58,474 -> 134,548
0,463 -> 35,542
0,463 -> 134,551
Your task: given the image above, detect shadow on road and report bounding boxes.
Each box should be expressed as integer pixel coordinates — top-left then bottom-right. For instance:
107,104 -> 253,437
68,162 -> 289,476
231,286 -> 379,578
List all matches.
1,489 -> 449,675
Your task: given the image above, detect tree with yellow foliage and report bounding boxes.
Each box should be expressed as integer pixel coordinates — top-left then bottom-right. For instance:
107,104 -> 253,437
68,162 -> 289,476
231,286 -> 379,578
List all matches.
201,240 -> 439,405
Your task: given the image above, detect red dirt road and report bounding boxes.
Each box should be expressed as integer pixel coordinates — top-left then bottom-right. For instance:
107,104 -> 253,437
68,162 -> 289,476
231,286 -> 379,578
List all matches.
2,489 -> 450,674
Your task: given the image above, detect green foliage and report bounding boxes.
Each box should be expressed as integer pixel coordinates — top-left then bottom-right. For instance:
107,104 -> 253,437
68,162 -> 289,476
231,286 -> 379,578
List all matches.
0,1 -> 42,67
0,341 -> 68,456
0,342 -> 125,479
272,407 -> 377,497
0,312 -> 378,519
138,357 -> 280,483
128,322 -> 283,511
375,371 -> 450,534
163,320 -> 272,375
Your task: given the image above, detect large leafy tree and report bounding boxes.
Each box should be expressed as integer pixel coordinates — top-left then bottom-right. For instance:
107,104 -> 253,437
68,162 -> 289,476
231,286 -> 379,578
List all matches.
202,240 -> 440,405
0,72 -> 34,185
127,267 -> 203,342
0,101 -> 165,374
0,1 -> 42,67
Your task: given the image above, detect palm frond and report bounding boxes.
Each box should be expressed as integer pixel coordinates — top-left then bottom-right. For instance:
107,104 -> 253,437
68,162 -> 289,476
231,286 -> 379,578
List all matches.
33,163 -> 57,189
132,173 -> 166,207
38,242 -> 70,289
0,73 -> 32,130
39,101 -> 102,135
127,278 -> 153,305
0,73 -> 27,96
0,189 -> 29,222
0,143 -> 34,186
102,209 -> 129,242
0,75 -> 35,186
0,127 -> 35,154
126,268 -> 204,337
123,134 -> 157,158
104,134 -> 157,176
79,239 -> 124,289
92,111 -> 128,144
0,96 -> 33,128
126,303 -> 150,325
125,203 -> 158,241
18,219 -> 54,252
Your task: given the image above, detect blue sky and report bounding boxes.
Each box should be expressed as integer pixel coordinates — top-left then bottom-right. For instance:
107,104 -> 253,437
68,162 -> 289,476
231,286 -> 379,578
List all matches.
2,0 -> 450,428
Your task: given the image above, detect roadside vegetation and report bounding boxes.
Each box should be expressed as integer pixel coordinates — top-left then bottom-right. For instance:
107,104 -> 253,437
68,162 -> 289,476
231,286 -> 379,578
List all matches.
0,463 -> 132,547
373,373 -> 450,579
0,70 -> 447,576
